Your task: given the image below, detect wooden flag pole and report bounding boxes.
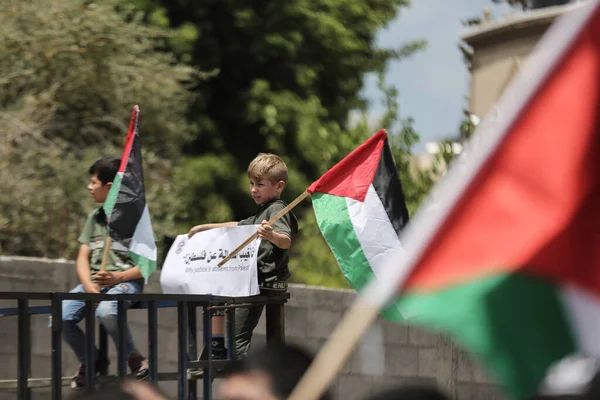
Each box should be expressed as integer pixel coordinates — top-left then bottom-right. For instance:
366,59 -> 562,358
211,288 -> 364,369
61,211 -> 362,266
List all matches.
99,236 -> 112,272
217,190 -> 310,267
287,296 -> 381,400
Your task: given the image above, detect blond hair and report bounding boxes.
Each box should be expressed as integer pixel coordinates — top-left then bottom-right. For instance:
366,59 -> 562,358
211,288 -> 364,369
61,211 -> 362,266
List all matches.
247,153 -> 288,184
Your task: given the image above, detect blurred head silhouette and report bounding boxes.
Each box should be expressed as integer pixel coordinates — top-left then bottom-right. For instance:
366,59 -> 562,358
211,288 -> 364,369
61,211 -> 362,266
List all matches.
219,342 -> 331,400
68,380 -> 166,400
366,384 -> 449,400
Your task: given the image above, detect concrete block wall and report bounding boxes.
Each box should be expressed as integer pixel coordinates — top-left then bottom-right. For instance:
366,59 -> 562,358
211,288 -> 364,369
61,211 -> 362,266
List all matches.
0,256 -> 506,399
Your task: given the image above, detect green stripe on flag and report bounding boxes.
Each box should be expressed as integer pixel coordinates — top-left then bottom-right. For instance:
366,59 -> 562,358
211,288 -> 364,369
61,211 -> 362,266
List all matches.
399,273 -> 577,399
103,172 -> 123,218
313,193 -> 373,289
312,192 -> 404,321
130,252 -> 157,280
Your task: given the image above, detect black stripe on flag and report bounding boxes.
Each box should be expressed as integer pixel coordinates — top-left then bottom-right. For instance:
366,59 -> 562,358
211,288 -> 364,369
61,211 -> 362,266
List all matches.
108,118 -> 146,248
372,140 -> 409,237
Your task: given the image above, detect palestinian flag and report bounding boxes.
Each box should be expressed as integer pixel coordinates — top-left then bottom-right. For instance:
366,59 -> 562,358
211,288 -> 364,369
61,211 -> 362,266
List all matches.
103,105 -> 157,279
307,129 -> 410,321
360,2 -> 600,399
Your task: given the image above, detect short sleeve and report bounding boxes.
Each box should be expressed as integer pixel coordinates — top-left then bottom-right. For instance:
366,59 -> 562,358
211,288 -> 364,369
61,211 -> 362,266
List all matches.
78,212 -> 95,245
267,202 -> 295,238
237,216 -> 254,226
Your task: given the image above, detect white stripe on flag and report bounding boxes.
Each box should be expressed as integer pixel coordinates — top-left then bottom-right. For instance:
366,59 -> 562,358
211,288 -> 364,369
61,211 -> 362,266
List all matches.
560,285 -> 600,357
130,205 -> 157,261
346,185 -> 406,281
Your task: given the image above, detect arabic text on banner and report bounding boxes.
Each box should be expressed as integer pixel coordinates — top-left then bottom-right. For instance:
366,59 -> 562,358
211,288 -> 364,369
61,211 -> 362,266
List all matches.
160,225 -> 261,297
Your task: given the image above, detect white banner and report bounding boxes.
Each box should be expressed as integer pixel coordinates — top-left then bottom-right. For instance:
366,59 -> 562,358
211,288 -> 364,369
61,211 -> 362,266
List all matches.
160,225 -> 261,297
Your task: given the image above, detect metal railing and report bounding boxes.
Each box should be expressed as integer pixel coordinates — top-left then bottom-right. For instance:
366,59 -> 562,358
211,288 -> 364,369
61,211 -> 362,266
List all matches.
0,291 -> 288,400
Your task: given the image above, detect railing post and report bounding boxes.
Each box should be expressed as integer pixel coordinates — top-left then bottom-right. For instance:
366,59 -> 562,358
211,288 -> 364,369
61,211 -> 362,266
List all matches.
148,300 -> 159,385
117,300 -> 128,379
188,304 -> 198,400
202,306 -> 212,400
265,301 -> 285,346
17,298 -> 31,400
51,293 -> 63,400
98,324 -> 109,376
177,301 -> 189,400
0,293 -> 285,398
84,300 -> 96,390
226,308 -> 236,360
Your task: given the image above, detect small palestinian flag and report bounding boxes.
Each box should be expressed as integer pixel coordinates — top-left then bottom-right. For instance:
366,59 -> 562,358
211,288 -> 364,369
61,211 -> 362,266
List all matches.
307,129 -> 410,320
360,2 -> 600,398
103,105 -> 157,279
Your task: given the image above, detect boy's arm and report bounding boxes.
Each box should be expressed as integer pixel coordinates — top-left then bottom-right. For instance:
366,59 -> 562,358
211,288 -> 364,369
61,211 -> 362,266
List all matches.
76,244 -> 100,294
188,221 -> 238,238
257,221 -> 292,249
256,202 -> 296,249
95,266 -> 142,288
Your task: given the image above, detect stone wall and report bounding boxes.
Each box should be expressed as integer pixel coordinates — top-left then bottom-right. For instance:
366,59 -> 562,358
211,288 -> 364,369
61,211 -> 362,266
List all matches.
0,256 -> 506,399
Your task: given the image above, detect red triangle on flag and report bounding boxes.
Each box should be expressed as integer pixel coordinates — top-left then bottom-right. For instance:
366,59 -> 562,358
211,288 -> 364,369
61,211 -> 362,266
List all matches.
307,129 -> 387,201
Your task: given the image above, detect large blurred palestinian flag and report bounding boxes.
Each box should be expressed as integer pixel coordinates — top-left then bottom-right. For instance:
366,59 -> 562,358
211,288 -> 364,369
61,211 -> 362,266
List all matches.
369,2 -> 600,398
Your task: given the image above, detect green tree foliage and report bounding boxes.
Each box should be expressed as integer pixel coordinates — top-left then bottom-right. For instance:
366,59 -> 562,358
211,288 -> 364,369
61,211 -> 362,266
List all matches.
0,0 -> 199,258
137,0 -> 426,224
139,1 -> 432,287
1,0 -> 438,288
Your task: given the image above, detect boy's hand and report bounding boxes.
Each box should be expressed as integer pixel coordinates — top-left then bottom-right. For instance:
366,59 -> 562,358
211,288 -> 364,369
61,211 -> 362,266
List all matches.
188,222 -> 238,238
83,281 -> 101,294
257,220 -> 291,249
95,271 -> 123,288
257,220 -> 274,241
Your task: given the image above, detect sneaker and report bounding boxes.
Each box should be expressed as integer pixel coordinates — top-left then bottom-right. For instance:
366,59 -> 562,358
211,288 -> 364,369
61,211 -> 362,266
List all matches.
70,359 -> 110,390
71,363 -> 86,390
199,343 -> 228,361
128,354 -> 149,380
188,344 -> 229,379
212,346 -> 228,361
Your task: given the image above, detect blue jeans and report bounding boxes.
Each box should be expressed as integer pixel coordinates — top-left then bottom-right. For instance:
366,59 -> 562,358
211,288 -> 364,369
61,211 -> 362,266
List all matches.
61,282 -> 142,363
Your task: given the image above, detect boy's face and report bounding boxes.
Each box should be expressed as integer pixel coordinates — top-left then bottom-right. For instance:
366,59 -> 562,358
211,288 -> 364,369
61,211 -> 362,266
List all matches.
87,174 -> 112,203
249,177 -> 284,205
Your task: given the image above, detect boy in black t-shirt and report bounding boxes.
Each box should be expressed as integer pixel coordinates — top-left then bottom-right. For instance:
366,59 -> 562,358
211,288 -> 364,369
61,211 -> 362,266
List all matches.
189,153 -> 297,358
